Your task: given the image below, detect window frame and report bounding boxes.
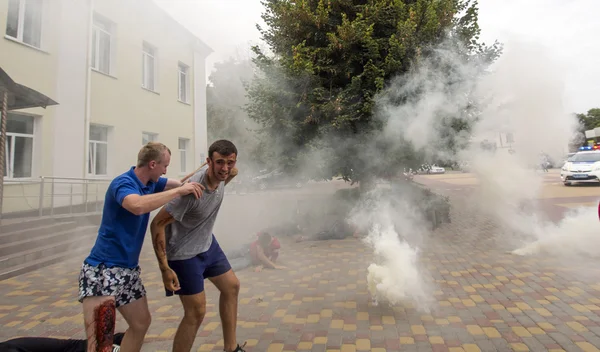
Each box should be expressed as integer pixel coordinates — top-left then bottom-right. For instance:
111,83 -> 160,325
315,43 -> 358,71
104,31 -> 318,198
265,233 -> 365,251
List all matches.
142,42 -> 157,91
178,138 -> 189,174
91,15 -> 113,75
88,124 -> 109,177
178,63 -> 189,103
3,113 -> 35,179
5,0 -> 44,49
142,131 -> 158,146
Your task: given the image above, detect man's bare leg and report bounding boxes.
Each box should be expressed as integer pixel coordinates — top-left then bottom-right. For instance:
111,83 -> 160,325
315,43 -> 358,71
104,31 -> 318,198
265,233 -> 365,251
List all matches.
82,296 -> 116,352
172,292 -> 207,352
117,296 -> 152,352
208,270 -> 241,351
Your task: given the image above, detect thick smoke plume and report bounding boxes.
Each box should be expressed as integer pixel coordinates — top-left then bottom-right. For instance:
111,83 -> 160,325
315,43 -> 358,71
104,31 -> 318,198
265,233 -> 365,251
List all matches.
352,38 -> 584,310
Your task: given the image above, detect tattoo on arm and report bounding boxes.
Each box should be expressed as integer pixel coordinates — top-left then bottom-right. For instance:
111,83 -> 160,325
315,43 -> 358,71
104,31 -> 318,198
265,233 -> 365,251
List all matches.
151,212 -> 174,271
94,300 -> 116,352
153,236 -> 167,265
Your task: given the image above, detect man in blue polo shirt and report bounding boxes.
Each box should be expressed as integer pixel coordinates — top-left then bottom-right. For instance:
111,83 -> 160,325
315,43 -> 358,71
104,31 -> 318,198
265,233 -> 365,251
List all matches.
78,142 -> 204,352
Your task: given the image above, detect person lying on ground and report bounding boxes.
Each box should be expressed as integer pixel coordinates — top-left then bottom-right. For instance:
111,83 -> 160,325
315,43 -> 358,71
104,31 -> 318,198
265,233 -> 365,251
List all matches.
250,232 -> 286,272
0,332 -> 125,352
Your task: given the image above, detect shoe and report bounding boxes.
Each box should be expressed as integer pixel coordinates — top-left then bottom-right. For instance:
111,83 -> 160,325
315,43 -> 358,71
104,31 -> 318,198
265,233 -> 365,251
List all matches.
226,342 -> 247,352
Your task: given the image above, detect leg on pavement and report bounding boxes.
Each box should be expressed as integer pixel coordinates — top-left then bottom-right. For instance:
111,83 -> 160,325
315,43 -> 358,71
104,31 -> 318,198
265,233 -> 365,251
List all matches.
82,296 -> 116,352
172,292 -> 207,352
117,296 -> 152,352
208,269 -> 241,352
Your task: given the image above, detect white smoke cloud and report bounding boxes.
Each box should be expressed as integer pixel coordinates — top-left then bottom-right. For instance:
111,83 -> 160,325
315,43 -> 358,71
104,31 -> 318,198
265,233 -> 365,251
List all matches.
354,38 -> 587,311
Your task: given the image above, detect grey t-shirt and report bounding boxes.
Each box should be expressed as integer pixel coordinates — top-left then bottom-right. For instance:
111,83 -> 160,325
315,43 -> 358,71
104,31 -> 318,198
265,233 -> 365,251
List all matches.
165,165 -> 225,261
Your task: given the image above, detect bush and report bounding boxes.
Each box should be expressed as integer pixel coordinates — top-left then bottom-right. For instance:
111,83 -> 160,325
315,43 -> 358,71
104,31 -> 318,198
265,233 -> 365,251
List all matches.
332,182 -> 451,230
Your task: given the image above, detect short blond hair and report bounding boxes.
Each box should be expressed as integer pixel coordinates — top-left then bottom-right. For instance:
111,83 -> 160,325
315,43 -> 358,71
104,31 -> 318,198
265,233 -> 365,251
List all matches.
137,142 -> 171,167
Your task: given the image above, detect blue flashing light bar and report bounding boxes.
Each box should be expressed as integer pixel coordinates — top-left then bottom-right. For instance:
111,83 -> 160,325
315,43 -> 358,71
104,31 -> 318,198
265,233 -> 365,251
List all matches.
579,146 -> 600,151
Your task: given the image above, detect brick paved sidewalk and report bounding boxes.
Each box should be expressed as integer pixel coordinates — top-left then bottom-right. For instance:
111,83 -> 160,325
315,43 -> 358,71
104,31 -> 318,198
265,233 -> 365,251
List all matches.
1,196 -> 600,352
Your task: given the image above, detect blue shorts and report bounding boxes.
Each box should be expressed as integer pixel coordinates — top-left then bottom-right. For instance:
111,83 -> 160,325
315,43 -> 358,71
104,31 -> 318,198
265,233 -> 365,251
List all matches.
166,235 -> 231,296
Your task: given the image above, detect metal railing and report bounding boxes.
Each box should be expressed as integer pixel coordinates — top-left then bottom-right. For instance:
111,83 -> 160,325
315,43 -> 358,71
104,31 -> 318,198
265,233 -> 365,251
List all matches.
1,176 -> 111,220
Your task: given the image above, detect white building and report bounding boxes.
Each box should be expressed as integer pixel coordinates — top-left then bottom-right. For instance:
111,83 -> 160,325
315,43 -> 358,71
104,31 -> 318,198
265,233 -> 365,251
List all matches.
1,0 -> 212,215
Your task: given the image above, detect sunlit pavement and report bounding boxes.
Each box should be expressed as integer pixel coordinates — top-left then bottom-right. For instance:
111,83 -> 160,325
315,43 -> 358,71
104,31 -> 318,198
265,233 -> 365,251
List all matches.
2,178 -> 600,351
416,169 -> 600,223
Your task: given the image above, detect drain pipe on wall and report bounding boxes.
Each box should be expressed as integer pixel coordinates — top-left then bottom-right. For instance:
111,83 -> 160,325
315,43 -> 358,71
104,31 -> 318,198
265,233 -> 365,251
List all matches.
82,0 -> 94,179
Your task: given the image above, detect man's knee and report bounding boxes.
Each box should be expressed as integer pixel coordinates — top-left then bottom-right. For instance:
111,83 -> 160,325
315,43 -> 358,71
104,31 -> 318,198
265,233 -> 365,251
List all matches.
129,309 -> 151,333
224,277 -> 240,296
183,302 -> 206,325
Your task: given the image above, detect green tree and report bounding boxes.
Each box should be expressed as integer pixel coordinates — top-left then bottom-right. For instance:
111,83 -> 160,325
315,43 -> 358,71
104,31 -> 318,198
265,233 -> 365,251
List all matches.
576,108 -> 600,132
246,0 -> 501,183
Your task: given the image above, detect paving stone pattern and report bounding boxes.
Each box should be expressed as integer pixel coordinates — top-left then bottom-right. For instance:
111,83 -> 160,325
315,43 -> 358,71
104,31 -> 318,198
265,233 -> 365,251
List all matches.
1,193 -> 600,352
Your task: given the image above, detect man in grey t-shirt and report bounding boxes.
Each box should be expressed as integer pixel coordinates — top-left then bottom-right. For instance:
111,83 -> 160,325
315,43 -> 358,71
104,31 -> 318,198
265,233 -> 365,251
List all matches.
150,140 -> 245,352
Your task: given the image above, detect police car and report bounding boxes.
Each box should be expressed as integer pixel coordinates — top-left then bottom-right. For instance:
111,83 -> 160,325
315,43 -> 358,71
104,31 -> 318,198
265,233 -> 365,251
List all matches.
560,146 -> 600,186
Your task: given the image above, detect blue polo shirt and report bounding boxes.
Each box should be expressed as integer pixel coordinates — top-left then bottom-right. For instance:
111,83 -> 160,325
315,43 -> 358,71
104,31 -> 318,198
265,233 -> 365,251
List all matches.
85,167 -> 167,268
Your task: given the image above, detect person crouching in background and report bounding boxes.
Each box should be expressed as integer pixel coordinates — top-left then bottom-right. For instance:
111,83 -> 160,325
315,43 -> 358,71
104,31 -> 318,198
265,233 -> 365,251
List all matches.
250,232 -> 285,272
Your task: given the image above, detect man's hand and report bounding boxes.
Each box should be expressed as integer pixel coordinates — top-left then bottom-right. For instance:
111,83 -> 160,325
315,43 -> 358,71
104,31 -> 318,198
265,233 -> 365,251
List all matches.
161,268 -> 180,292
225,167 -> 238,186
178,182 -> 204,199
254,265 -> 264,272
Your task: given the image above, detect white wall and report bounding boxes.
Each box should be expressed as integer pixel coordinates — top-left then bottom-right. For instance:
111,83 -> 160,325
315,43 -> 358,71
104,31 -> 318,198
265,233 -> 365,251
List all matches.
52,0 -> 92,179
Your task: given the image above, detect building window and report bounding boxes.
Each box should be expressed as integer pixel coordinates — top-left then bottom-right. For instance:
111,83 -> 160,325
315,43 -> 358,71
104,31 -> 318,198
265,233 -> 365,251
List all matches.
5,0 -> 43,48
89,124 -> 108,176
142,42 -> 157,91
178,138 -> 189,173
91,15 -> 112,74
506,132 -> 514,144
178,63 -> 189,103
3,113 -> 34,179
142,132 -> 158,145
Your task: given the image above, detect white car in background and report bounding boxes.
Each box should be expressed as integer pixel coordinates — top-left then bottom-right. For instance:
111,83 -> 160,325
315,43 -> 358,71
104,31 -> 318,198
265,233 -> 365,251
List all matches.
429,165 -> 446,174
561,148 -> 600,186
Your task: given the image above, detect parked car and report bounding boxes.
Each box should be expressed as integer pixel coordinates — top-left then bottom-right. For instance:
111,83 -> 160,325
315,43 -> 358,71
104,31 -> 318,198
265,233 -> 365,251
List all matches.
560,148 -> 600,186
429,165 -> 446,174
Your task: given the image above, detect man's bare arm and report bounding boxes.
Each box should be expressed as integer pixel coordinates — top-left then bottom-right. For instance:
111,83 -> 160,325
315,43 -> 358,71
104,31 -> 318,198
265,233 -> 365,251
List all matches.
180,162 -> 208,183
256,246 -> 277,269
225,167 -> 238,186
150,208 -> 176,272
121,182 -> 202,216
164,178 -> 182,191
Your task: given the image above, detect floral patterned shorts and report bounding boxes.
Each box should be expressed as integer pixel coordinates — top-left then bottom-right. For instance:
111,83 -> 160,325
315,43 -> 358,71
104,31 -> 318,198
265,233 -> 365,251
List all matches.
78,262 -> 146,308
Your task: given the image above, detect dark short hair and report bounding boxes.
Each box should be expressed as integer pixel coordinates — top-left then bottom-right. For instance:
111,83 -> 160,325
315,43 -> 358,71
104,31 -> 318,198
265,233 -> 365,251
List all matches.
208,140 -> 237,160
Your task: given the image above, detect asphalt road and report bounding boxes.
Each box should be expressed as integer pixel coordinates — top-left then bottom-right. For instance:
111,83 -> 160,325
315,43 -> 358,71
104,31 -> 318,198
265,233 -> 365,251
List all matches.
414,169 -> 600,223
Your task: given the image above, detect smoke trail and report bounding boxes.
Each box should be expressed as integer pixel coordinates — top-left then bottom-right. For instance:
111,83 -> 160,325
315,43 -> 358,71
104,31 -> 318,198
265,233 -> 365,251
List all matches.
511,207 -> 600,259
350,185 -> 435,312
355,38 -> 588,309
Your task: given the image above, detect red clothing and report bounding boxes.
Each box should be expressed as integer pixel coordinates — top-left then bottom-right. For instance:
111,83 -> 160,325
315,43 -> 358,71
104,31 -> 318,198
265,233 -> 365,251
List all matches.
250,237 -> 280,264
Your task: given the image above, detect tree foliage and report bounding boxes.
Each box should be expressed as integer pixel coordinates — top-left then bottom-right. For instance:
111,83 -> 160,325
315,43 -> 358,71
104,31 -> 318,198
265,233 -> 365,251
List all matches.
246,0 -> 501,182
576,108 -> 600,132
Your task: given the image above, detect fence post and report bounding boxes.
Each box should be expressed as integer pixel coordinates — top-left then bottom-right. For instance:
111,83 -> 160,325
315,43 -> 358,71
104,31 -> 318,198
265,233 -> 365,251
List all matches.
69,183 -> 73,214
84,180 -> 88,213
50,178 -> 55,217
38,176 -> 45,217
